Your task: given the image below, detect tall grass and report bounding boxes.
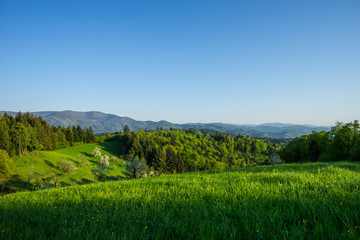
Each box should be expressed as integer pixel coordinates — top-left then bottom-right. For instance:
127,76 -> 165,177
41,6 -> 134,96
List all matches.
1,162 -> 359,239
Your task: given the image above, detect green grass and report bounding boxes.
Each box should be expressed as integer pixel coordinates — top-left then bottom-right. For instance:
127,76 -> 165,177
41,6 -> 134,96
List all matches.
1,162 -> 359,239
1,142 -> 126,192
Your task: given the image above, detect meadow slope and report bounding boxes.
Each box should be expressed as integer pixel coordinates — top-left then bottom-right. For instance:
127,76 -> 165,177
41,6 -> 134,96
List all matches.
1,142 -> 126,192
1,162 -> 360,239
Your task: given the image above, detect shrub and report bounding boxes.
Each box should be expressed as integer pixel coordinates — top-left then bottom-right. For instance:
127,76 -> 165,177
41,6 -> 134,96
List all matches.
100,155 -> 110,167
122,158 -> 148,179
57,160 -> 76,174
92,147 -> 102,157
110,156 -> 119,162
267,153 -> 285,165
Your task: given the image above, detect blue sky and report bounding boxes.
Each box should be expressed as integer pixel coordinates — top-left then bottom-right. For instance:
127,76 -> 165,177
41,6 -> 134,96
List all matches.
0,0 -> 359,125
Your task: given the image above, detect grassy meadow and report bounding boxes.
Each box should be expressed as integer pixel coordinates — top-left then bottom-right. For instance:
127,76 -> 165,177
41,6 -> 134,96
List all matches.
1,142 -> 126,192
1,161 -> 359,239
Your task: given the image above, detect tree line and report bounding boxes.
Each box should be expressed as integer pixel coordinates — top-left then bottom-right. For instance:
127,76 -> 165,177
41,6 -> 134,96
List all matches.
118,127 -> 282,174
0,112 -> 96,157
279,120 -> 360,163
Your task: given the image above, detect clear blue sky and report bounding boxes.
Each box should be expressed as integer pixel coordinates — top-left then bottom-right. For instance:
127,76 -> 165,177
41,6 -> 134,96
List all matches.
1,0 -> 359,125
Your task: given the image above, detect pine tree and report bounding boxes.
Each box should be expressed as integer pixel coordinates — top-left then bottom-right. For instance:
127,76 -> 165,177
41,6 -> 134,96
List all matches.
0,119 -> 11,151
152,147 -> 166,173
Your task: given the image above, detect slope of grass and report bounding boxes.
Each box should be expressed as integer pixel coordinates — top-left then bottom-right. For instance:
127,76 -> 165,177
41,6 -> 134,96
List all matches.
1,142 -> 126,192
1,162 -> 359,239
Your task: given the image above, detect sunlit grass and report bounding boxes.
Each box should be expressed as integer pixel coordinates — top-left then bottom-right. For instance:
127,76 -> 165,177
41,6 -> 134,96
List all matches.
1,162 -> 359,239
3,142 -> 126,191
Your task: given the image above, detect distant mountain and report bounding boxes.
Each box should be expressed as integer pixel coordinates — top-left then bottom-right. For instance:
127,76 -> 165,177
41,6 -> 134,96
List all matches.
0,110 -> 331,138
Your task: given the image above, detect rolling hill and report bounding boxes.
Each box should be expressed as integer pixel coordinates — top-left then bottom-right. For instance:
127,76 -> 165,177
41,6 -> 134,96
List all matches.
0,110 -> 331,138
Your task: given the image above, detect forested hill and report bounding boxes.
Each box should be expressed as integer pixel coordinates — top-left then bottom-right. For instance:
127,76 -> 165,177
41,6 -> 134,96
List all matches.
0,110 -> 330,138
118,128 -> 283,172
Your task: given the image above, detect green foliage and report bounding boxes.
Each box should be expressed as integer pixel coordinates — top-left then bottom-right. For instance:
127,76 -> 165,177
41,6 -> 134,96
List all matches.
0,119 -> 11,151
1,162 -> 359,239
0,149 -> 12,178
0,112 -> 97,157
280,120 -> 360,163
267,153 -> 284,165
122,157 -> 149,179
123,129 -> 281,174
57,160 -> 76,175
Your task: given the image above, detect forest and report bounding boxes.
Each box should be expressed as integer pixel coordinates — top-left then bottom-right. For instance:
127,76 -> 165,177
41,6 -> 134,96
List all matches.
118,127 -> 282,173
0,112 -> 96,157
280,120 -> 360,163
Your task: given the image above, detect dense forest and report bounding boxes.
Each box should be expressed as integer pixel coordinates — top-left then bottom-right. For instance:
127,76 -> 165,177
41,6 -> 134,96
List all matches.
0,112 -> 96,157
117,127 -> 282,173
280,120 -> 360,163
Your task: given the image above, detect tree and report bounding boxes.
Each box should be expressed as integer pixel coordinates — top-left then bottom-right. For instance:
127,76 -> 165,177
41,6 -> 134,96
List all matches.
152,147 -> 167,173
122,157 -> 148,178
0,149 -> 12,178
267,153 -> 284,165
100,155 -> 110,167
64,127 -> 74,146
0,120 -> 11,151
86,126 -> 95,143
76,125 -> 84,142
123,125 -> 130,134
328,121 -> 360,161
92,147 -> 102,157
12,122 -> 30,157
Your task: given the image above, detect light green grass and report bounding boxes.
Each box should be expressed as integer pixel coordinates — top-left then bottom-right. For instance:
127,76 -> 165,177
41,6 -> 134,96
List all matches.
1,162 -> 359,239
1,142 -> 126,191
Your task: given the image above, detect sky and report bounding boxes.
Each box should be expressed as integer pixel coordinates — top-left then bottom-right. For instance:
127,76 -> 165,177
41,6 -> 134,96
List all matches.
0,0 -> 359,126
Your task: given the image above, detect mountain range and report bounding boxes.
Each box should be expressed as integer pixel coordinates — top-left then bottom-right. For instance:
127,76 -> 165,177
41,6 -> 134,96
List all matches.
0,110 -> 331,139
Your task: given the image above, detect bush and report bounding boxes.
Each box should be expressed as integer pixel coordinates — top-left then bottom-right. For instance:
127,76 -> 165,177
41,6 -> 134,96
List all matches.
100,155 -> 109,167
0,150 -> 12,178
92,147 -> 102,157
122,158 -> 148,179
267,153 -> 285,165
110,156 -> 119,162
57,160 -> 76,174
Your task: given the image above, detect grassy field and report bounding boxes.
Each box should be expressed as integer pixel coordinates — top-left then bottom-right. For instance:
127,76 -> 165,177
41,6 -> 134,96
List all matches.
1,142 -> 126,192
1,161 -> 359,239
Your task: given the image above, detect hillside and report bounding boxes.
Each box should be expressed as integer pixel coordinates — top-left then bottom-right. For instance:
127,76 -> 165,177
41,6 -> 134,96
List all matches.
1,142 -> 126,193
1,162 -> 359,239
0,110 -> 331,138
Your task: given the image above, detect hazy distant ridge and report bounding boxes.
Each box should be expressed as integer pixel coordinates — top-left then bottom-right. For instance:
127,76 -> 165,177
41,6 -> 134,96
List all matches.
0,110 -> 331,138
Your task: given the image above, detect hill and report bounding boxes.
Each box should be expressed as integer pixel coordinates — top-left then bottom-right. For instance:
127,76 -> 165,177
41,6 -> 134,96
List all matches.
0,110 -> 331,138
1,162 -> 359,239
0,142 -> 127,193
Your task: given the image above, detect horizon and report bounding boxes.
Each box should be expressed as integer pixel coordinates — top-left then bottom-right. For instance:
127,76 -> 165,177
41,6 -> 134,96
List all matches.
0,109 -> 338,127
1,1 -> 359,126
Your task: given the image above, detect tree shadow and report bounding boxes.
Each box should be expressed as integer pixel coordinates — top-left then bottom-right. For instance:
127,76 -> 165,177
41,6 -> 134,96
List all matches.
81,152 -> 93,158
44,160 -> 57,169
0,176 -> 33,195
73,178 -> 94,185
99,141 -> 126,157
